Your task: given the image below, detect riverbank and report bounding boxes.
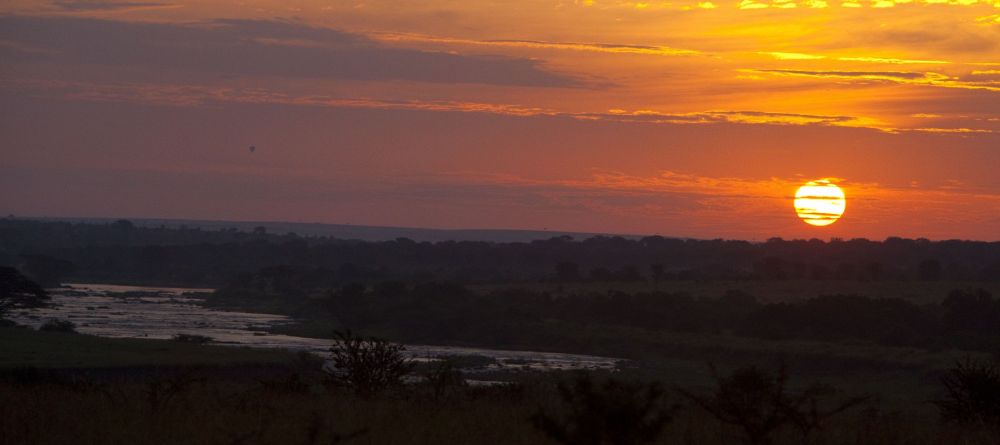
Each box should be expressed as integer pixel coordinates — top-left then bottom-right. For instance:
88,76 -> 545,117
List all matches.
0,326 -> 299,369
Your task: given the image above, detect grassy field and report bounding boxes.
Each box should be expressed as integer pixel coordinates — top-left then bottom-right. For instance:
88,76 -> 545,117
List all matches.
470,280 -> 1000,304
2,325 -> 998,444
270,319 -> 991,408
2,364 -> 997,445
0,326 -> 297,369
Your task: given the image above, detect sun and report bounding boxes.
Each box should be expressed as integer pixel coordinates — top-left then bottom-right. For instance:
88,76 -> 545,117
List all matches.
794,179 -> 846,227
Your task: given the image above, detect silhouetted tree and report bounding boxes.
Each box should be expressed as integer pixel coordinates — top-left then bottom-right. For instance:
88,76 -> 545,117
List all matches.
0,267 -> 49,317
111,219 -> 135,230
863,262 -> 884,281
918,259 -> 943,281
935,358 -> 1000,427
649,264 -> 665,284
942,288 -> 999,334
834,262 -> 857,281
16,255 -> 73,288
326,330 -> 413,397
531,375 -> 675,445
808,264 -> 830,280
39,319 -> 76,333
555,262 -> 582,282
678,365 -> 867,445
420,359 -> 466,400
755,257 -> 787,281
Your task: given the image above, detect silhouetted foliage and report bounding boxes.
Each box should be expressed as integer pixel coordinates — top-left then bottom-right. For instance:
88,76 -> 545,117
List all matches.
326,330 -> 413,396
678,365 -> 867,445
935,358 -> 1000,427
144,372 -> 204,412
531,375 -> 675,445
5,220 -> 999,287
740,295 -> 937,347
227,272 -> 1000,353
919,259 -> 943,281
420,359 -> 467,400
38,319 -> 76,333
0,267 -> 49,317
16,254 -> 74,287
942,289 -> 1000,334
171,333 -> 213,344
555,262 -> 582,282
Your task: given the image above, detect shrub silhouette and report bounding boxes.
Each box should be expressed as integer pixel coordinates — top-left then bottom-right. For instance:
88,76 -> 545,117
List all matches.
144,373 -> 204,412
530,375 -> 675,445
39,319 -> 76,333
171,333 -> 213,344
326,330 -> 413,396
935,358 -> 1000,427
678,364 -> 867,445
0,266 -> 49,317
421,359 -> 467,400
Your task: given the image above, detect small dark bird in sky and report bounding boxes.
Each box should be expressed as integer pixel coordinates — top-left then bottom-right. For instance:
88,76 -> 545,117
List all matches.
249,145 -> 256,153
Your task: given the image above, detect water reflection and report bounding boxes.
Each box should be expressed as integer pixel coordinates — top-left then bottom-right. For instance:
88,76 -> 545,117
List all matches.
10,284 -> 620,374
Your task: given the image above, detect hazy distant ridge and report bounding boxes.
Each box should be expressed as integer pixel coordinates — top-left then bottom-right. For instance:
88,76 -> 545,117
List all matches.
29,217 -> 641,243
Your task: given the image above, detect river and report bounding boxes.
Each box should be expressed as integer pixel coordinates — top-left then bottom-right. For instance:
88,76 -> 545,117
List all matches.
9,283 -> 620,376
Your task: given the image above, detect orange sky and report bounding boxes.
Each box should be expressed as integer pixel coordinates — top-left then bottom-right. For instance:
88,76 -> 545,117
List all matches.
1,1 -> 998,239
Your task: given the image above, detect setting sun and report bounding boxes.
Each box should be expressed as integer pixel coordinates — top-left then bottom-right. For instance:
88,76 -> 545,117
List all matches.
794,180 -> 846,227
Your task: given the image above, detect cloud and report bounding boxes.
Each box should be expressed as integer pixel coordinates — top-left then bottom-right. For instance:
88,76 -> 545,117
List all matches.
2,77 -> 895,131
751,69 -> 1000,92
11,77 -> 993,134
840,26 -> 1000,55
756,69 -> 928,79
369,32 -> 699,56
51,1 -> 174,11
0,15 -> 580,87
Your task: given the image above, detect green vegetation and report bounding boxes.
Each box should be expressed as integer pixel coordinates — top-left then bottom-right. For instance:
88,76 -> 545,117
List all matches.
0,327 -> 297,369
38,319 -> 77,333
3,219 -> 999,287
171,333 -> 213,344
0,266 -> 49,317
1,354 -> 999,444
1,325 -> 999,444
471,279 -> 1000,305
4,220 -> 1000,442
327,330 -> 414,396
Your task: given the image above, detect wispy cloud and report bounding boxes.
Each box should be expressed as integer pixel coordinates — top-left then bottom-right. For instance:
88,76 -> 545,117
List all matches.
369,32 -> 700,56
750,69 -> 1000,92
0,15 -> 581,87
6,77 -> 994,134
51,1 -> 178,12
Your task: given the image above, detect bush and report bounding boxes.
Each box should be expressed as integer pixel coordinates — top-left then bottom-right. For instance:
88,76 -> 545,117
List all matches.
171,334 -> 213,344
326,330 -> 413,396
678,364 -> 867,445
935,358 -> 1000,427
39,319 -> 76,333
434,354 -> 497,369
531,375 -> 675,445
0,267 -> 49,317
420,359 -> 467,400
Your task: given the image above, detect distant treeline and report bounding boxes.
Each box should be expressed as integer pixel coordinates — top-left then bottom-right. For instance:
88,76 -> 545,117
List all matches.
1,218 -> 998,287
212,271 -> 1000,354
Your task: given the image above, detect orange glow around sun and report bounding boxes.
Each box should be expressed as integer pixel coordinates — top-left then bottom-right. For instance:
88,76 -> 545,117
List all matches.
794,180 -> 846,227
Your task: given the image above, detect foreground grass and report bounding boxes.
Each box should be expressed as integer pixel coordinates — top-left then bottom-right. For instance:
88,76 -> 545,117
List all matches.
1,369 -> 997,445
0,327 -> 297,369
271,319 -> 990,404
1,326 -> 997,444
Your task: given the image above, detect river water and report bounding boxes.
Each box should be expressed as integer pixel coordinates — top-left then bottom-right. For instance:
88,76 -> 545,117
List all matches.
9,283 -> 620,375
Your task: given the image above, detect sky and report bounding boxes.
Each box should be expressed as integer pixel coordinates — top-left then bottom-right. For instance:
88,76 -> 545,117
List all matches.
1,0 -> 998,240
